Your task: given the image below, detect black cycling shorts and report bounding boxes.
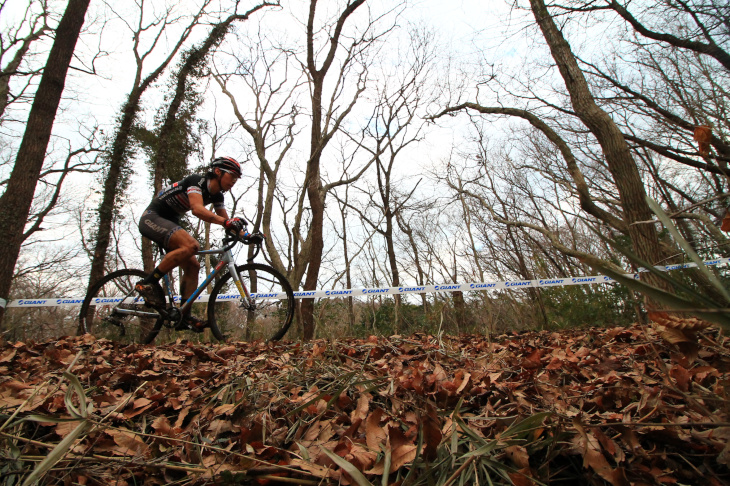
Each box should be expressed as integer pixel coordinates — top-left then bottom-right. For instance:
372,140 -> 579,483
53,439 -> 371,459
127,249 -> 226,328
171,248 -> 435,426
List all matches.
138,209 -> 182,250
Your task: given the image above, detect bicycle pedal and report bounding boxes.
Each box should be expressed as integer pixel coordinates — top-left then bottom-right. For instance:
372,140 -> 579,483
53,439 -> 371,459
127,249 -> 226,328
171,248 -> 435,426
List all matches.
178,315 -> 207,333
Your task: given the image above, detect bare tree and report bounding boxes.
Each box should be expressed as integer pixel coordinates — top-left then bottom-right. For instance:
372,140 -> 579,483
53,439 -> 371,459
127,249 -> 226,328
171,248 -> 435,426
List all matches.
430,0 -> 675,314
556,0 -> 730,72
213,29 -> 305,282
0,0 -> 50,121
299,0 -> 402,339
344,25 -> 433,332
0,0 -> 90,323
530,0 -> 671,289
137,1 -> 276,272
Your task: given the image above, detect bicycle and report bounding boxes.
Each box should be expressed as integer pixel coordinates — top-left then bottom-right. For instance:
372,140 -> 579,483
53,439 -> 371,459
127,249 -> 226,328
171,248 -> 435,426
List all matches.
79,231 -> 295,344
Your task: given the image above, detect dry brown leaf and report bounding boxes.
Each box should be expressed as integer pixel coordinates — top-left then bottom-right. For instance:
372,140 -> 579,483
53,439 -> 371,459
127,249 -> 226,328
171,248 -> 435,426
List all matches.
213,403 -> 237,415
722,211 -> 730,232
1,379 -> 33,391
651,315 -> 711,333
388,425 -> 418,472
365,408 -> 386,450
150,416 -> 172,435
107,429 -> 150,457
693,125 -> 712,156
0,348 -> 16,363
350,393 -> 371,423
55,420 -> 83,438
505,445 -> 530,469
508,468 -> 537,486
422,405 -> 443,461
290,458 -> 336,479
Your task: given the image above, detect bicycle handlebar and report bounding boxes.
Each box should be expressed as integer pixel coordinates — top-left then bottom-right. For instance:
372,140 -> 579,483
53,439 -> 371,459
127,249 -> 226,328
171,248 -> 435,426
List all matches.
223,230 -> 265,251
197,230 -> 266,257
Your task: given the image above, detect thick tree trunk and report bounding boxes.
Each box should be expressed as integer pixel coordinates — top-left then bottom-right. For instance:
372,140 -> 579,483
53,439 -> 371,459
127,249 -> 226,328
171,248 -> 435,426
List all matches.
452,291 -> 466,333
0,0 -> 89,323
529,0 -> 670,296
153,21 -> 234,193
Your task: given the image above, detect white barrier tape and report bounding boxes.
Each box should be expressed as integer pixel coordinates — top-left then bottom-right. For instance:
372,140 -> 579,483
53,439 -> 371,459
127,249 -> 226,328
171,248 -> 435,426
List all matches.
9,293 -> 277,308
0,297 -> 6,309
7,257 -> 730,308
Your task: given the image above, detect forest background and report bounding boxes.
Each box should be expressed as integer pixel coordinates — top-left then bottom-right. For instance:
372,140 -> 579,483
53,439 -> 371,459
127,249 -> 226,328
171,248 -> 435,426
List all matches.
1,0 -> 728,342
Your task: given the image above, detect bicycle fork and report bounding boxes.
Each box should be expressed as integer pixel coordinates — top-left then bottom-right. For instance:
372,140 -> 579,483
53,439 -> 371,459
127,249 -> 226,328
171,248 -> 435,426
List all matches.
192,247 -> 255,310
225,255 -> 256,310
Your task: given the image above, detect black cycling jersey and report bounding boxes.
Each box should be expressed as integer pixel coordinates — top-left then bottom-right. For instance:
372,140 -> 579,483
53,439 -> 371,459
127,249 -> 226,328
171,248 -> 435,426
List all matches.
147,174 -> 225,222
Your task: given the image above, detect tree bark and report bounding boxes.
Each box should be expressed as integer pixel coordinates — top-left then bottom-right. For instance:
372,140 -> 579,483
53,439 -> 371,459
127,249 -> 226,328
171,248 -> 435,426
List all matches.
0,0 -> 89,323
142,15 -> 250,273
85,90 -> 144,300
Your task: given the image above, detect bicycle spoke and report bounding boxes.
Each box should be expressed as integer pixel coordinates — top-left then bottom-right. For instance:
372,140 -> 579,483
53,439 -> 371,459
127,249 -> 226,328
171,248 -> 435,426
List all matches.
208,263 -> 294,341
80,269 -> 164,344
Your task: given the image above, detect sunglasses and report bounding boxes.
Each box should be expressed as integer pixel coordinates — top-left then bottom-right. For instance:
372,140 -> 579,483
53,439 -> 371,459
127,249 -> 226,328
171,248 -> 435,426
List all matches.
219,169 -> 240,181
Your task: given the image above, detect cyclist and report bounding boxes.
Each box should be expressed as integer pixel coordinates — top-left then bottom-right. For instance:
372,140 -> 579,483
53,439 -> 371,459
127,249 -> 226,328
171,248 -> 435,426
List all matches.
136,156 -> 247,330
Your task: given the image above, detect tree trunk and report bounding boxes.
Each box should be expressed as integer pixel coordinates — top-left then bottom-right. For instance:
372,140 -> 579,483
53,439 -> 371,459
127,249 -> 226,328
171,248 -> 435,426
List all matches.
452,291 -> 466,333
142,23 -> 232,275
398,215 -> 428,314
153,20 -> 236,193
0,0 -> 89,323
301,150 -> 325,339
340,206 -> 355,331
78,1 -> 213,334
506,224 -> 548,328
529,0 -> 671,296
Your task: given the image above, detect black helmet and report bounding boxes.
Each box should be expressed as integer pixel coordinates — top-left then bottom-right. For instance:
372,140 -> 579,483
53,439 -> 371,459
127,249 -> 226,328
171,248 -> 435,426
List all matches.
210,156 -> 242,178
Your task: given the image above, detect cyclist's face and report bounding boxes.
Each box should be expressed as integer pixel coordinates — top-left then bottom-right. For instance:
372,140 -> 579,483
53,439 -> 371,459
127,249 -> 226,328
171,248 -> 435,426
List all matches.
219,170 -> 239,191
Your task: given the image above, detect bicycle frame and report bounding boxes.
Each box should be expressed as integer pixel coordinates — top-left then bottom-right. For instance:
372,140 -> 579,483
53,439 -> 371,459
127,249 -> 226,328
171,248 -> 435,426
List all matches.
114,236 -> 256,320
173,241 -> 253,313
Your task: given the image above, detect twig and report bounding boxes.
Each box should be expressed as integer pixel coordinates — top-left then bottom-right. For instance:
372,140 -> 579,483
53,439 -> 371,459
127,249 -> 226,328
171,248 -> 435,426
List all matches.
443,455 -> 476,486
254,476 -> 325,485
583,421 -> 730,428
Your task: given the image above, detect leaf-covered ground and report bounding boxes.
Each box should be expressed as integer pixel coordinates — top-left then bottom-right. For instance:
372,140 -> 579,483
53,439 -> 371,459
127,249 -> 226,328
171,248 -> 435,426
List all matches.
1,324 -> 729,485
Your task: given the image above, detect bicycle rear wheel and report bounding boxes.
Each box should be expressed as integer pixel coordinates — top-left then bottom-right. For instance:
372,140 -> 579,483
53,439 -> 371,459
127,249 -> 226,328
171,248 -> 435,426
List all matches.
79,269 -> 165,344
208,263 -> 294,341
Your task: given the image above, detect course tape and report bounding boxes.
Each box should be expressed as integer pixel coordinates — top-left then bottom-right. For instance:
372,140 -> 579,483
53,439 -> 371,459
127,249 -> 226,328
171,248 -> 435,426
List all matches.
7,257 -> 729,308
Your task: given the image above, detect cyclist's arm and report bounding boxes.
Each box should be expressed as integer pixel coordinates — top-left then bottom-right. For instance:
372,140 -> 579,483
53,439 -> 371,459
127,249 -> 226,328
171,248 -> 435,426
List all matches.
189,192 -> 227,226
214,206 -> 230,220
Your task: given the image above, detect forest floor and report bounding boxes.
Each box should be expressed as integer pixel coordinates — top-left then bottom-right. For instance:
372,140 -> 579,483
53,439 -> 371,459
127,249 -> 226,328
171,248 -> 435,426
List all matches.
0,323 -> 729,485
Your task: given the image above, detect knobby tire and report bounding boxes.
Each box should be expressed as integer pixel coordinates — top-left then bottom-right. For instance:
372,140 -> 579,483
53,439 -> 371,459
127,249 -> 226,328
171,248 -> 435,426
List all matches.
79,269 -> 164,344
208,263 -> 294,341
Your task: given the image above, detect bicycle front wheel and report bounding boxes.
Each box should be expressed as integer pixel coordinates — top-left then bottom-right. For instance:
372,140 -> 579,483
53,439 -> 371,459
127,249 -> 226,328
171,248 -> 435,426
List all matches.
79,269 -> 165,344
208,263 -> 294,341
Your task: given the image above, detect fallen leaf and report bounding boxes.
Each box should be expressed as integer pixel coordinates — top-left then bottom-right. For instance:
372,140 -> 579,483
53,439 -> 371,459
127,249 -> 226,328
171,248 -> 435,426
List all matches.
107,429 -> 149,457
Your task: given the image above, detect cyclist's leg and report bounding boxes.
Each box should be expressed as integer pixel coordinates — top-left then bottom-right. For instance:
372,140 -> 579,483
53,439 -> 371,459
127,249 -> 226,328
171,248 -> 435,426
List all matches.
159,229 -> 199,277
164,230 -> 205,330
138,210 -> 182,304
